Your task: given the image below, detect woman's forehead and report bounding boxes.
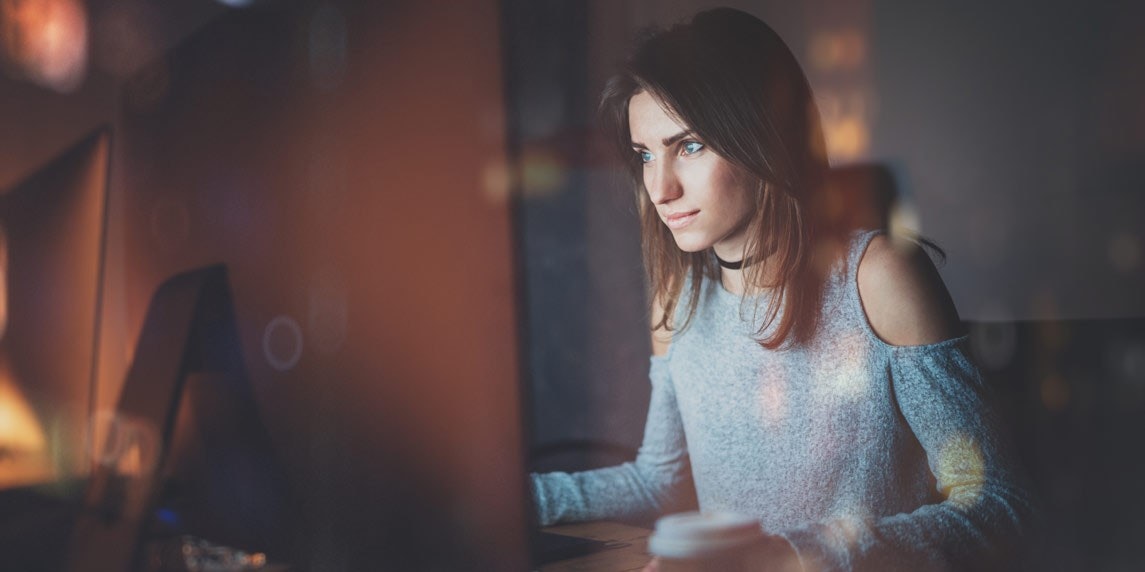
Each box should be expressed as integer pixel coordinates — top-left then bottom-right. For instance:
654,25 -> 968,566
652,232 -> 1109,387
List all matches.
628,92 -> 689,146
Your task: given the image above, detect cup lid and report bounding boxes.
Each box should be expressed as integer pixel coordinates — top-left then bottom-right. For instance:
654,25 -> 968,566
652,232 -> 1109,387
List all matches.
648,511 -> 764,559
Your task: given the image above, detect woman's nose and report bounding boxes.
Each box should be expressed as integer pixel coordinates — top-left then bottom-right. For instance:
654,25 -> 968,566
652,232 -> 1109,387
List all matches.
646,164 -> 682,205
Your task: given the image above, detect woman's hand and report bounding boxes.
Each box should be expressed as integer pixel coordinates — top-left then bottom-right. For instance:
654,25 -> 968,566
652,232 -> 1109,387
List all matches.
641,556 -> 661,572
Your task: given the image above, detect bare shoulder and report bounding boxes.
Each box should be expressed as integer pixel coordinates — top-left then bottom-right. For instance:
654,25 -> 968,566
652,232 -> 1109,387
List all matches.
856,234 -> 964,346
650,291 -> 672,357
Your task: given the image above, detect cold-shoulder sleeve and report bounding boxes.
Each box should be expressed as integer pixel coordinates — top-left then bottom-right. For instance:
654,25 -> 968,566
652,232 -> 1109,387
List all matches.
530,355 -> 696,526
780,336 -> 1034,571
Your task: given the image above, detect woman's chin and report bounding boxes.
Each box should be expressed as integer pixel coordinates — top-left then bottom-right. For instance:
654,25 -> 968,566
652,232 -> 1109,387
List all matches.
670,235 -> 712,253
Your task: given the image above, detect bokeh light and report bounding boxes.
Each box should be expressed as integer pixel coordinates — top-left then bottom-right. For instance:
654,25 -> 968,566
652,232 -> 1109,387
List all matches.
888,199 -> 921,239
1039,374 -> 1070,412
0,0 -> 88,92
1108,231 -> 1141,273
936,433 -> 985,509
91,410 -> 159,478
754,368 -> 788,429
969,321 -> 1018,371
809,29 -> 867,71
0,359 -> 49,488
519,150 -> 567,198
481,161 -> 512,203
263,314 -> 303,371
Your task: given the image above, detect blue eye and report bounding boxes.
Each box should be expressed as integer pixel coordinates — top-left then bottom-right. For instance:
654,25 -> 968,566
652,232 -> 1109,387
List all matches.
682,141 -> 704,155
638,150 -> 654,163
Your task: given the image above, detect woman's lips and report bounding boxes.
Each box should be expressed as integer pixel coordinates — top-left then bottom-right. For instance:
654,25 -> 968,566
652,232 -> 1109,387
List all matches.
664,210 -> 699,230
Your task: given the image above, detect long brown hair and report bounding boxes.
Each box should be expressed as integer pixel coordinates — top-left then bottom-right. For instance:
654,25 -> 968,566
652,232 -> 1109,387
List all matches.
601,8 -> 840,350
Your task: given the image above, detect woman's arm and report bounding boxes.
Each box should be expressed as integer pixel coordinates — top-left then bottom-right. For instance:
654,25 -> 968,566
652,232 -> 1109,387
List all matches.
780,235 -> 1032,571
530,290 -> 696,526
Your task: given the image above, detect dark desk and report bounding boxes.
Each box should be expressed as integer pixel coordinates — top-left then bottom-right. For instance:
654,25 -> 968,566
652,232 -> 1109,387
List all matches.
540,521 -> 653,571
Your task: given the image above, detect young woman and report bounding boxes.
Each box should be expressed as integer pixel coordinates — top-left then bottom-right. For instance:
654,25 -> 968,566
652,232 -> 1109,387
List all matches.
530,7 -> 1031,572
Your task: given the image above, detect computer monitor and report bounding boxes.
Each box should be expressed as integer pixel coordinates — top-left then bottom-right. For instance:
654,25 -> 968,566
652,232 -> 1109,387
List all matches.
0,128 -> 109,492
67,264 -> 297,571
106,4 -> 527,569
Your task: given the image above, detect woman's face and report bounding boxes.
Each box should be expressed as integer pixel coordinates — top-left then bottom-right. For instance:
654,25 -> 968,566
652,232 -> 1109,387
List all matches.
628,91 -> 756,259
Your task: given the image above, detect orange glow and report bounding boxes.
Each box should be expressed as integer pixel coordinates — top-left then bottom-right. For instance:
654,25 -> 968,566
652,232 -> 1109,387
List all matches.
822,115 -> 869,161
888,199 -> 921,239
92,410 -> 159,478
0,358 -> 50,488
936,434 -> 986,509
1040,375 -> 1070,412
0,0 -> 88,92
1108,231 -> 1141,273
809,29 -> 867,71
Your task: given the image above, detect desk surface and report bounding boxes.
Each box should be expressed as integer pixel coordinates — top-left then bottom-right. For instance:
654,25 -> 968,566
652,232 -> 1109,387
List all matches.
539,521 -> 653,572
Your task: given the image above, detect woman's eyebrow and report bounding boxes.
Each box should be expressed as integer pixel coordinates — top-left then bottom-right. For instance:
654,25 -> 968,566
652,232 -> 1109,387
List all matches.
631,130 -> 694,149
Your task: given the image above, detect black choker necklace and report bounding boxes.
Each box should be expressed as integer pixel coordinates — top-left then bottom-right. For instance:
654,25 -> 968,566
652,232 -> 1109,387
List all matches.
715,253 -> 749,270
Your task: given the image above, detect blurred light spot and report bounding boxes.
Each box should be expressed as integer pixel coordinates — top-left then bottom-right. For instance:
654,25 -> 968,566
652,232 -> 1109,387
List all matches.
263,315 -> 303,371
1039,375 -> 1070,412
825,116 -> 868,160
215,0 -> 256,7
755,375 -> 788,429
1108,231 -> 1141,273
0,0 -> 88,92
0,361 -> 48,477
809,29 -> 867,71
307,273 -> 347,356
888,199 -> 921,239
309,3 -> 347,91
92,410 -> 159,478
1036,320 -> 1068,351
520,150 -> 567,198
969,322 -> 1017,370
1108,340 -> 1145,387
1030,290 -> 1062,322
481,162 -> 512,203
935,434 -> 985,509
149,197 -> 191,254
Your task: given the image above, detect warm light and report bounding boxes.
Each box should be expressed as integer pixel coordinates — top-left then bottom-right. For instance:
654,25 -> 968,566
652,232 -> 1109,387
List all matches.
888,199 -> 921,239
755,370 -> 788,429
93,410 -> 159,478
0,359 -> 50,488
1108,231 -> 1141,273
822,115 -> 869,161
0,0 -> 88,92
1040,375 -> 1069,412
809,30 -> 867,71
936,433 -> 985,509
520,150 -> 567,198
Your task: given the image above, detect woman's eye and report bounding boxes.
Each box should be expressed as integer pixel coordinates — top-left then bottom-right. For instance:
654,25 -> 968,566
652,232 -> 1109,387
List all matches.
682,141 -> 704,155
638,150 -> 654,163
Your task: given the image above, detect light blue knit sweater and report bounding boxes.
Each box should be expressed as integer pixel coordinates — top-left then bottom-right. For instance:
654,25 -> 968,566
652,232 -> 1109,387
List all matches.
531,229 -> 1031,571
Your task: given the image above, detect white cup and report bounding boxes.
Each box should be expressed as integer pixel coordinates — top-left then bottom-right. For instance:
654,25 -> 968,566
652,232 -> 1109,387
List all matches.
648,511 -> 768,572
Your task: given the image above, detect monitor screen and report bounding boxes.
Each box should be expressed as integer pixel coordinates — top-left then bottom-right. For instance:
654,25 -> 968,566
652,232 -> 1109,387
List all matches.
0,128 -> 109,491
